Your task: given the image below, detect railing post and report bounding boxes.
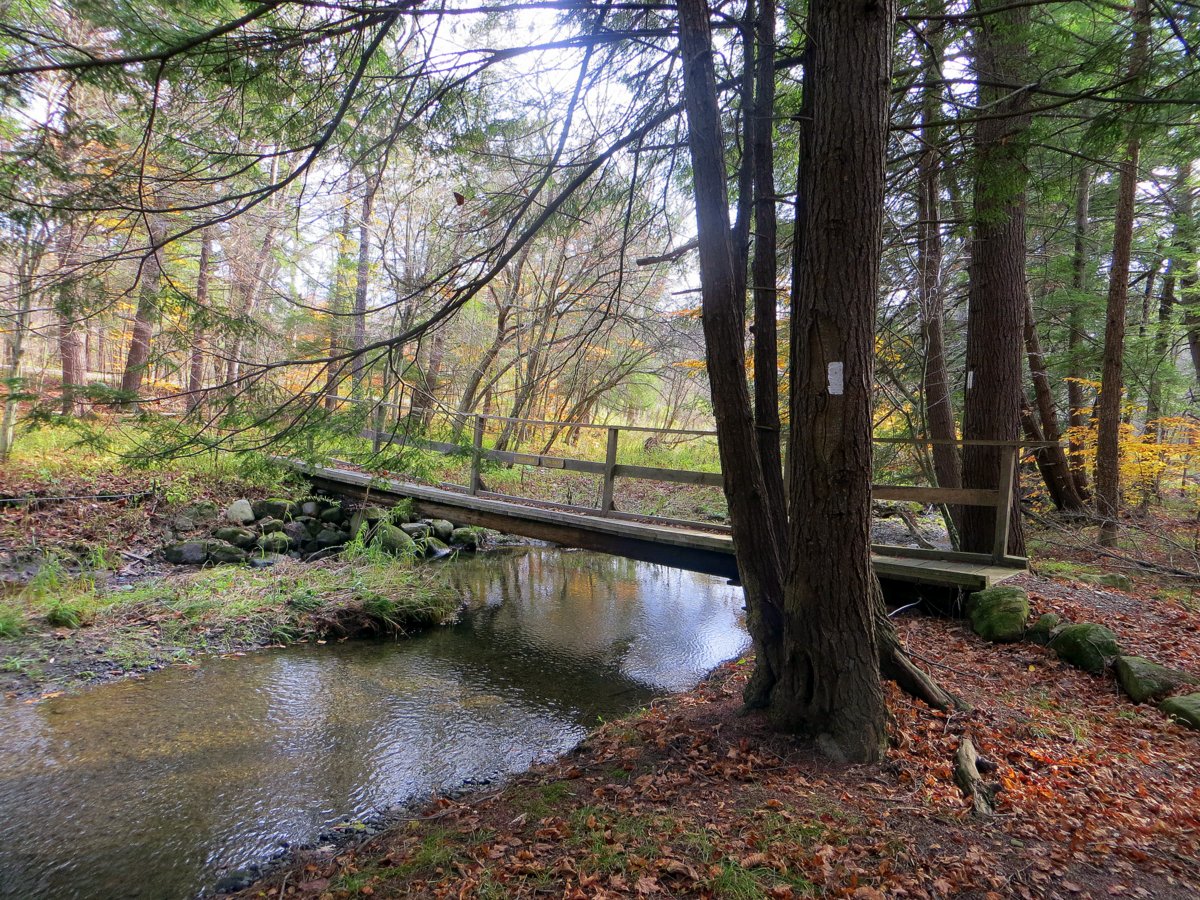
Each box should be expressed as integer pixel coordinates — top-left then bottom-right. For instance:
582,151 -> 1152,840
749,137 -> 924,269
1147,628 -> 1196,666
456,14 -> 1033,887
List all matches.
992,444 -> 1018,562
601,426 -> 619,514
372,402 -> 385,454
470,415 -> 484,495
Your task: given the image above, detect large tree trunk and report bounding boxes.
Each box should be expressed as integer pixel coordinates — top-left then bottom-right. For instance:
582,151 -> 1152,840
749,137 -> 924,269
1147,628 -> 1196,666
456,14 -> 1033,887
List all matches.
774,0 -> 899,762
960,0 -> 1030,557
1095,0 -> 1151,548
1024,294 -> 1086,511
749,0 -> 786,524
677,0 -> 787,716
1067,165 -> 1092,493
187,227 -> 212,412
915,2 -> 961,535
120,216 -> 167,402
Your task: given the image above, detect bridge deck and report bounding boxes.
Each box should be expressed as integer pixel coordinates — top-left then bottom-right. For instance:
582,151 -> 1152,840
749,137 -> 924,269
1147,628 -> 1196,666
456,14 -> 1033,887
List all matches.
298,462 -> 1023,592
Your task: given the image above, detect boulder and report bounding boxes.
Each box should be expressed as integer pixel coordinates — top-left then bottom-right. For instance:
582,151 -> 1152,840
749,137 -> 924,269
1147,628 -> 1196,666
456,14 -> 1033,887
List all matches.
213,526 -> 257,549
1080,573 -> 1133,592
370,523 -> 416,556
318,505 -> 345,524
299,500 -> 323,518
450,527 -> 481,550
205,541 -> 248,564
257,517 -> 285,534
430,519 -> 454,541
401,522 -> 431,539
247,554 -> 283,569
225,499 -> 255,525
1160,693 -> 1200,729
252,498 -> 296,521
1050,623 -> 1120,674
1116,656 -> 1197,704
315,528 -> 349,550
172,516 -> 196,532
1026,613 -> 1063,646
965,586 -> 1030,643
256,532 -> 292,553
163,540 -> 209,565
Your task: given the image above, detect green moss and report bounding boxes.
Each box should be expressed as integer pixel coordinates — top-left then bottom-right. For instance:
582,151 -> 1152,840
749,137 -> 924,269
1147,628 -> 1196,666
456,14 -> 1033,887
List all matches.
1050,623 -> 1120,674
966,587 -> 1030,643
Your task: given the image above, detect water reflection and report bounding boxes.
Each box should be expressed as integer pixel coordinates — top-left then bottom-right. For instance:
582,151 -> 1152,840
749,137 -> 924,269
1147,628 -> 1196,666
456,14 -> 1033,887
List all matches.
0,549 -> 748,899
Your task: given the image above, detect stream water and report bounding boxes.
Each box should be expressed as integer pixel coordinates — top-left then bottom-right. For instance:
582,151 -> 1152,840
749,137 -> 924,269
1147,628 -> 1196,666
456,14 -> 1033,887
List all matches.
0,548 -> 749,900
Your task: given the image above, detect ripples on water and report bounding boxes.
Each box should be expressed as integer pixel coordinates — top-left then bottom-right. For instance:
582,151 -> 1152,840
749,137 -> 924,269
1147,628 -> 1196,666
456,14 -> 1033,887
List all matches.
0,549 -> 748,900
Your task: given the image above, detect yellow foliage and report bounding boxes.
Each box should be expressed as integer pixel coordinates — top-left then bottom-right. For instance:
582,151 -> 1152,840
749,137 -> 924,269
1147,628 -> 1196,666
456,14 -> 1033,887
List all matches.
1066,414 -> 1200,503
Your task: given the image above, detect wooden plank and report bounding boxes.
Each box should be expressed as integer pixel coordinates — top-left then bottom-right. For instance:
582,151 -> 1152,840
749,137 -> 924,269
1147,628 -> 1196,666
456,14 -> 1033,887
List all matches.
872,485 -> 999,506
601,427 -> 618,513
992,445 -> 1018,562
612,463 -> 723,487
482,448 -> 606,475
871,543 -> 1026,569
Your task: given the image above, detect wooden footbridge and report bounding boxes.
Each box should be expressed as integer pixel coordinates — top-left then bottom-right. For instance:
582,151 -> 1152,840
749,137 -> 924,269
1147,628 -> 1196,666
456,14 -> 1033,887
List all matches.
293,402 -> 1035,592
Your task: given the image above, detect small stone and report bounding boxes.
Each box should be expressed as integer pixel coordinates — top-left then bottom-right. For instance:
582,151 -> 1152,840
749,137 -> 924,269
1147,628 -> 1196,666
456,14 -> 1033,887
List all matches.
184,500 -> 219,522
1026,613 -> 1063,645
430,519 -> 454,541
370,523 -> 416,555
1160,693 -> 1200,729
225,499 -> 255,525
257,517 -> 285,534
1080,572 -> 1133,592
248,553 -> 284,569
1116,656 -> 1197,704
965,586 -> 1030,643
318,505 -> 344,524
300,500 -> 323,518
171,516 -> 196,532
252,498 -> 296,521
449,527 -> 481,550
1050,623 -> 1120,674
293,515 -> 322,536
213,526 -> 256,548
401,522 -> 431,539
256,532 -> 292,553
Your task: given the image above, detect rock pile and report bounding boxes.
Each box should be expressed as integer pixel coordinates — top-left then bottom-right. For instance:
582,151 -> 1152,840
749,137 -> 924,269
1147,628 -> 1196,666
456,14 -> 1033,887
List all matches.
162,496 -> 485,567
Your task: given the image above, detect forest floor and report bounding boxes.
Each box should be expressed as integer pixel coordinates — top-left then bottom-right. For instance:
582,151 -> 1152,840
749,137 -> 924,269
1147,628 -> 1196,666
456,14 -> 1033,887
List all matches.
237,564 -> 1200,900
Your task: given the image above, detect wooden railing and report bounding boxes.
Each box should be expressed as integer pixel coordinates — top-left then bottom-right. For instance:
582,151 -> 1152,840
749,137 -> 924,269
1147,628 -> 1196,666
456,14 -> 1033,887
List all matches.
321,395 -> 1046,567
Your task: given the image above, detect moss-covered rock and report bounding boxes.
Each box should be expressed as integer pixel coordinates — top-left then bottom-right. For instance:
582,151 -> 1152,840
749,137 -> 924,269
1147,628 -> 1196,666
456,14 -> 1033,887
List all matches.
205,541 -> 248,564
1080,572 -> 1133,592
1160,693 -> 1200,729
315,528 -> 349,550
401,522 -> 431,539
370,522 -> 416,556
318,504 -> 344,524
430,519 -> 454,541
257,517 -> 285,534
423,536 -> 451,558
450,527 -> 481,550
213,526 -> 257,549
163,540 -> 208,564
256,532 -> 292,553
965,586 -> 1030,643
1050,623 -> 1120,674
1116,656 -> 1197,704
1026,612 -> 1063,645
252,498 -> 297,521
348,507 -> 388,539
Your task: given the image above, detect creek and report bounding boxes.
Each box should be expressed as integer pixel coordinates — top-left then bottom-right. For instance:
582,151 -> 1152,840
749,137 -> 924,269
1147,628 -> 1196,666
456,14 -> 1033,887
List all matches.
0,548 -> 749,899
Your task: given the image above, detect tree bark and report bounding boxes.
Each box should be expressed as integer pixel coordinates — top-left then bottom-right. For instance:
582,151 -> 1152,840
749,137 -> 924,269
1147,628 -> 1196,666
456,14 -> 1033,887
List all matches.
1067,165 -> 1092,493
1024,294 -> 1086,511
776,0 -> 899,761
1146,165 -> 1193,439
677,0 -> 788,716
961,0 -> 1030,557
187,227 -> 212,412
1096,0 -> 1151,548
749,0 -> 786,528
120,216 -> 167,402
915,2 -> 961,534
351,174 -> 380,392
